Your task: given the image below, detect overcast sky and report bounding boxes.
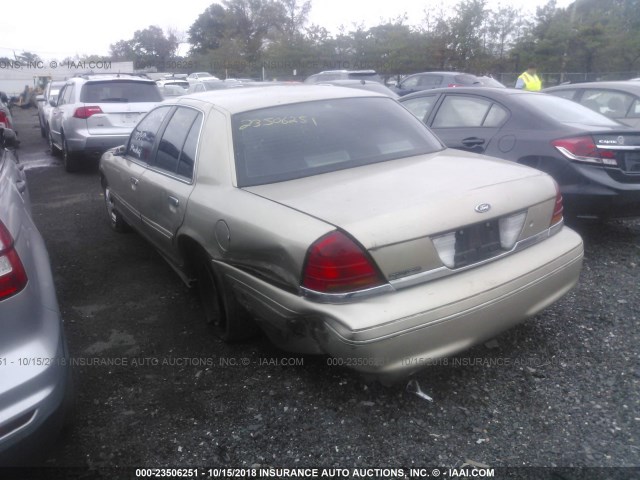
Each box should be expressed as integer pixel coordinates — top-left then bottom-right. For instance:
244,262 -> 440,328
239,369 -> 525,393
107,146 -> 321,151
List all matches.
0,0 -> 573,60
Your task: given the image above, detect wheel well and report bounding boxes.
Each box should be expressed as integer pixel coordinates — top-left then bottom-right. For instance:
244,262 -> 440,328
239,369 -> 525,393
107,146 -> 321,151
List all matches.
177,235 -> 209,281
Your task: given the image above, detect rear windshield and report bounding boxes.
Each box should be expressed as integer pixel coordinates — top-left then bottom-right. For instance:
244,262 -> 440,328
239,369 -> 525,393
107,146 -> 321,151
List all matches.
347,72 -> 383,83
232,97 -> 444,187
81,80 -> 162,103
517,94 -> 621,127
454,74 -> 481,85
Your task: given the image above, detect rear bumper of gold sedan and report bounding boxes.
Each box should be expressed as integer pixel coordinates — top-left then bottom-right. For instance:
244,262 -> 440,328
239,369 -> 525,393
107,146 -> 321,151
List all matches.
219,226 -> 583,381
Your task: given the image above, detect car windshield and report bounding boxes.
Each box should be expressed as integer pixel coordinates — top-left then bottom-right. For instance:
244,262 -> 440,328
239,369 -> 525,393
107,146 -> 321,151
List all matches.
81,80 -> 162,103
518,94 -> 621,126
232,97 -> 444,187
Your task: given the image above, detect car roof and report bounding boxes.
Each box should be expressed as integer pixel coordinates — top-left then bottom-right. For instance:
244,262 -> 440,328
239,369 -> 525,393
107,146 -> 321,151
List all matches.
407,71 -> 475,76
174,85 -> 385,114
544,81 -> 640,92
399,86 -> 530,99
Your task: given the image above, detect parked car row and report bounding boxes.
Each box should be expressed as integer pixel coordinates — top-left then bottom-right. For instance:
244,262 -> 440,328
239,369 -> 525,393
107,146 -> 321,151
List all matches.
6,70 -> 640,465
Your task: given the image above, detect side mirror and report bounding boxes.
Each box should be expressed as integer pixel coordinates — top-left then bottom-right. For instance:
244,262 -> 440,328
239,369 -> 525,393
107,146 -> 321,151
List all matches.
0,128 -> 19,149
49,98 -> 57,107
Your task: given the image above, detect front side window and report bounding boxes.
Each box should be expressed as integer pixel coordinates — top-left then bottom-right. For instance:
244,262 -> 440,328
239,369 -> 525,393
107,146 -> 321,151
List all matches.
232,97 -> 443,187
126,106 -> 172,163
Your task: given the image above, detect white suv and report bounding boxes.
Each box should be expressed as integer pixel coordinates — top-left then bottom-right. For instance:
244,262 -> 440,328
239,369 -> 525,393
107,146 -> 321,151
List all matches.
49,74 -> 162,172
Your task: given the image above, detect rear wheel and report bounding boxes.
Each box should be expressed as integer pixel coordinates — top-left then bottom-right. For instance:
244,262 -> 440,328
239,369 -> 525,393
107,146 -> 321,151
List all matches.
103,183 -> 130,233
62,136 -> 79,172
195,253 -> 258,342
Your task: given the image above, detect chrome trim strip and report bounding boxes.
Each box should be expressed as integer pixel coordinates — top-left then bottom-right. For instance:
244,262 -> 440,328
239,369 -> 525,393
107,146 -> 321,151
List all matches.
390,220 -> 564,291
300,283 -> 395,304
595,145 -> 640,151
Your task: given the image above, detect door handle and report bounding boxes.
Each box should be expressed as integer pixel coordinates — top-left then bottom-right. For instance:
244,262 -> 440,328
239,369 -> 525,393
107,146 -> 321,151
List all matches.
167,195 -> 179,208
130,177 -> 139,186
461,137 -> 485,148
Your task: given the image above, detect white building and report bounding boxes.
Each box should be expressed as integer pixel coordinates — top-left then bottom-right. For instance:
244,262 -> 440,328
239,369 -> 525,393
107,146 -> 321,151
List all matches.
0,60 -> 134,96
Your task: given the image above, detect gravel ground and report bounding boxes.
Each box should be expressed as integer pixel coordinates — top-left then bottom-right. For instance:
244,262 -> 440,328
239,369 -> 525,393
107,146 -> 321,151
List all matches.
7,105 -> 640,479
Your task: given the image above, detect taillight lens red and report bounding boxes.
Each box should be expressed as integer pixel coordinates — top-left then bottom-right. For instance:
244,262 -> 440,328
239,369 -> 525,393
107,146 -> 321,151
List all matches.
552,136 -> 617,166
0,221 -> 28,300
551,182 -> 564,226
73,106 -> 103,119
0,110 -> 9,128
302,231 -> 385,294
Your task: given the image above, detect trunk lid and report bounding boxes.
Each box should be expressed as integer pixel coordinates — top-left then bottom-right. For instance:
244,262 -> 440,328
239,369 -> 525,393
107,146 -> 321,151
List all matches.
244,149 -> 554,249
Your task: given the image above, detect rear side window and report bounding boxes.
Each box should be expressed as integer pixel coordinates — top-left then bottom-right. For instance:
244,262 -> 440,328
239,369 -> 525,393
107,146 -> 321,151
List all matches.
580,89 -> 634,118
81,80 -> 162,103
433,96 -> 501,127
402,95 -> 438,122
547,89 -> 576,100
126,106 -> 172,162
154,107 -> 202,180
232,97 -> 443,187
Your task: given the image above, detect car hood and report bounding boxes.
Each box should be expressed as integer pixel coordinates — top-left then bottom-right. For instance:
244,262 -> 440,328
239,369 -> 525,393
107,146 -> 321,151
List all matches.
244,149 -> 554,249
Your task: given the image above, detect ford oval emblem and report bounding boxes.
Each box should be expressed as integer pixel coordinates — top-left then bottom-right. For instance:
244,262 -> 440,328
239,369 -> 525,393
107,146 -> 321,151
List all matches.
475,203 -> 491,213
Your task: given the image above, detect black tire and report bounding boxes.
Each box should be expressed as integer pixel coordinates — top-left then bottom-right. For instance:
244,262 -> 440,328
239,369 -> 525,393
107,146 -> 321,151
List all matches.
62,136 -> 79,172
195,254 -> 258,342
103,183 -> 130,233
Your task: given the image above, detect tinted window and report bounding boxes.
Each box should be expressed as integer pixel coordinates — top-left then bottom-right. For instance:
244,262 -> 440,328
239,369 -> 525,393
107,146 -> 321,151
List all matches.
126,106 -> 172,162
402,95 -> 438,122
232,97 -> 443,187
517,94 -> 621,126
177,114 -> 203,180
81,80 -> 162,103
155,107 -> 200,175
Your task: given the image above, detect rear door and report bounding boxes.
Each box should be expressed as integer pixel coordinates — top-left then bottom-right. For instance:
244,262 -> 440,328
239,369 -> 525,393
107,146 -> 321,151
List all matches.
136,106 -> 203,262
427,94 -> 509,154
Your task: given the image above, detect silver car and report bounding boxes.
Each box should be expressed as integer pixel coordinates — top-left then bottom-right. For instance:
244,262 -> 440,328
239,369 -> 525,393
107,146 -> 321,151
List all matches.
37,80 -> 66,138
49,73 -> 162,172
99,86 -> 584,382
0,128 -> 72,465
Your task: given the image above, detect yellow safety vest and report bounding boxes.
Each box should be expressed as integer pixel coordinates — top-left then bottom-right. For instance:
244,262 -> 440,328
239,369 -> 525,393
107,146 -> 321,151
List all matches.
519,72 -> 542,91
